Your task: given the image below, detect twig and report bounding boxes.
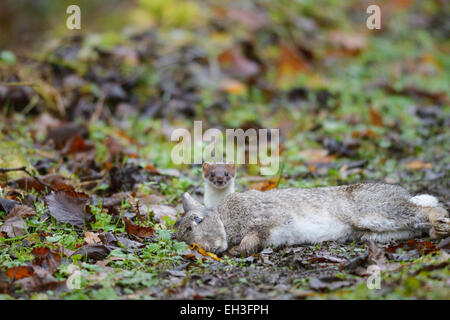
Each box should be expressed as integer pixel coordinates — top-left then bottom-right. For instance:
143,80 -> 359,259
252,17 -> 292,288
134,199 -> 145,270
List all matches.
90,91 -> 106,124
0,82 -> 38,87
0,166 -> 55,192
0,166 -> 27,173
276,162 -> 285,188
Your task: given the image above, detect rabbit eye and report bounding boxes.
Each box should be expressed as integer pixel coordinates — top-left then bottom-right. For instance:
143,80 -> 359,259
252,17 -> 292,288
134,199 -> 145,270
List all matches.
225,172 -> 229,176
210,172 -> 215,177
194,216 -> 203,224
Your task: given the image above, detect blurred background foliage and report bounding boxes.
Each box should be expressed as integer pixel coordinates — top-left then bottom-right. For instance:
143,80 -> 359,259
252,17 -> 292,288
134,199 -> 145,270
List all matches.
0,0 -> 448,187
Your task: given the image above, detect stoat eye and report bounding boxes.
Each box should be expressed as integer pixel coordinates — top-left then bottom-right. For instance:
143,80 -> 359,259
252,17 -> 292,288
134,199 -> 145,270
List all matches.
210,172 -> 215,177
225,172 -> 229,177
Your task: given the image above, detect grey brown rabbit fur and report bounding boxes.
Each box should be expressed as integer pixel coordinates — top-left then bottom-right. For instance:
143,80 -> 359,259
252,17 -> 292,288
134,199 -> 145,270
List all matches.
176,183 -> 450,257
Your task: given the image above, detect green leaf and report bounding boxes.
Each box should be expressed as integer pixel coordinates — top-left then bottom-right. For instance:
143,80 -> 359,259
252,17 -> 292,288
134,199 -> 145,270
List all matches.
0,51 -> 16,65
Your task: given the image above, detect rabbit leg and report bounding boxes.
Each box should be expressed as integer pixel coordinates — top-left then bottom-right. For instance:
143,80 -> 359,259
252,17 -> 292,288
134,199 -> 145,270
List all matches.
422,206 -> 450,239
229,231 -> 263,257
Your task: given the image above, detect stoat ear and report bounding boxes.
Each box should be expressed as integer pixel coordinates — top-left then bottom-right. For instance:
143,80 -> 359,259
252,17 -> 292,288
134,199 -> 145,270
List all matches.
182,192 -> 204,212
226,161 -> 236,174
202,162 -> 211,172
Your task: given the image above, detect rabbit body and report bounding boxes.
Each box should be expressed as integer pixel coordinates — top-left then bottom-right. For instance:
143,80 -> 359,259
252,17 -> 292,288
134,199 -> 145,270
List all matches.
177,183 -> 449,256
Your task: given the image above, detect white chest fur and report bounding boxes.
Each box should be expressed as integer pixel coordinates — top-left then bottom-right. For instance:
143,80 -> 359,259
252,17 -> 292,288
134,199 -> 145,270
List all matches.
204,180 -> 235,209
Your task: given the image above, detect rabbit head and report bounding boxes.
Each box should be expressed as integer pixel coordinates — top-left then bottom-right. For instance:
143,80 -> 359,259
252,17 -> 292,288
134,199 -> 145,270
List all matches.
175,192 -> 228,254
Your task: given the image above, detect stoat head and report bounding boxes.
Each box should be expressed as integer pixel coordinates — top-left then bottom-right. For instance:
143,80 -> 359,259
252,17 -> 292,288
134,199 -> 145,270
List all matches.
202,161 -> 236,189
175,193 -> 228,254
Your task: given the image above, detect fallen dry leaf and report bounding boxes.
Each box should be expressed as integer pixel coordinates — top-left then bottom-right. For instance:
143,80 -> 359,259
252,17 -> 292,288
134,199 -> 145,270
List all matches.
13,266 -> 64,292
220,79 -> 246,95
139,204 -> 178,225
386,239 -> 437,255
328,31 -> 368,56
369,108 -> 383,126
6,266 -> 34,280
4,204 -> 36,220
84,231 -> 102,245
249,178 -> 279,191
0,205 -> 36,238
218,48 -> 260,79
189,243 -> 222,261
405,160 -> 433,170
46,123 -> 88,149
61,134 -> 94,155
70,244 -> 112,262
351,129 -> 378,139
0,198 -> 19,214
298,149 -> 335,163
31,247 -> 61,274
45,190 -> 92,229
124,217 -> 154,238
277,43 -> 311,81
15,174 -> 75,193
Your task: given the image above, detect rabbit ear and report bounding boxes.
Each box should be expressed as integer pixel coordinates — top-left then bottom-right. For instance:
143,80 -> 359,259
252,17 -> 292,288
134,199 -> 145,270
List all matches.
182,193 -> 204,212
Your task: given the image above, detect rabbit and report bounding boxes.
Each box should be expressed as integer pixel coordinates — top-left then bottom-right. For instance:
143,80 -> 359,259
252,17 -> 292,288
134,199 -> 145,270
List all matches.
176,183 -> 449,257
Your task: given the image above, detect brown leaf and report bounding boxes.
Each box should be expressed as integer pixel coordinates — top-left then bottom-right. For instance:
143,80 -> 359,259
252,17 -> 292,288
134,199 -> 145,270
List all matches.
14,266 -> 64,292
84,231 -> 102,245
0,216 -> 27,237
6,266 -> 34,280
139,204 -> 178,225
31,247 -> 61,274
0,205 -> 35,238
405,160 -> 433,170
15,174 -> 75,193
105,135 -> 124,157
277,44 -> 311,80
218,48 -> 260,79
189,243 -> 222,261
70,244 -> 112,262
47,123 -> 88,149
61,134 -> 94,155
0,198 -> 19,214
351,129 -> 378,139
124,217 -> 154,238
249,178 -> 279,192
369,108 -> 383,126
4,204 -> 36,220
144,164 -> 160,174
298,149 -> 335,163
45,190 -> 92,229
386,239 -> 437,255
328,31 -> 368,56
219,79 -> 246,95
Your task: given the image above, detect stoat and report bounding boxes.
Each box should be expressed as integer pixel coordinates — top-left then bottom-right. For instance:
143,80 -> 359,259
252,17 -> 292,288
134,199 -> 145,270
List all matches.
202,162 -> 236,209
